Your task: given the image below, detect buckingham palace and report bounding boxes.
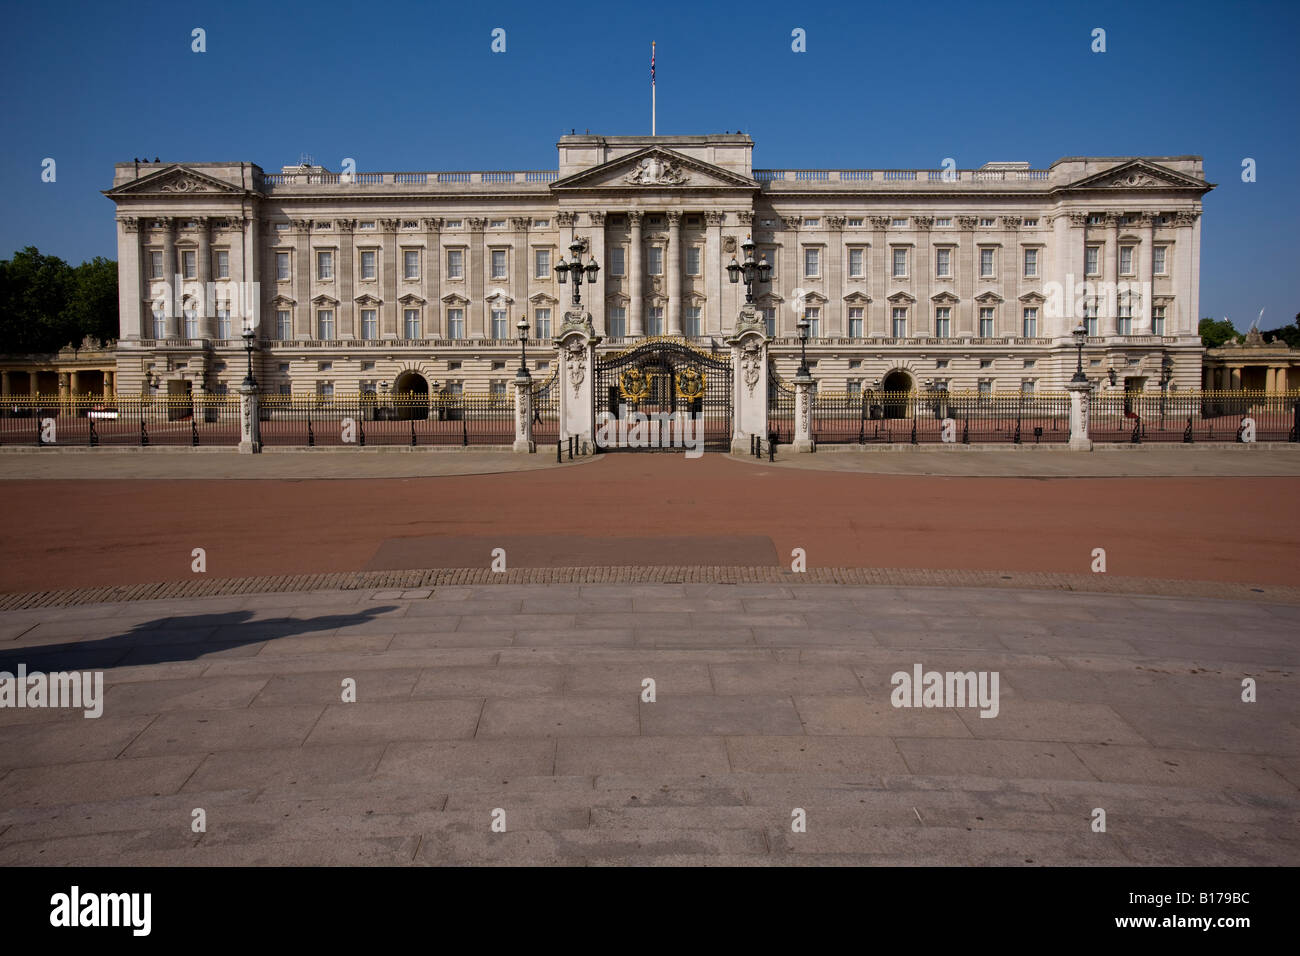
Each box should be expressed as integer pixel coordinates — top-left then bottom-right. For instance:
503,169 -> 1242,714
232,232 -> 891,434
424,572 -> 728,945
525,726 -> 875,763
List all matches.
104,132 -> 1212,401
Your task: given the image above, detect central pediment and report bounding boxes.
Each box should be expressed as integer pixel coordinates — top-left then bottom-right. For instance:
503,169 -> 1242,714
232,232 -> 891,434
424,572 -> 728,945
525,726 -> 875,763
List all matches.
551,147 -> 759,192
105,165 -> 248,197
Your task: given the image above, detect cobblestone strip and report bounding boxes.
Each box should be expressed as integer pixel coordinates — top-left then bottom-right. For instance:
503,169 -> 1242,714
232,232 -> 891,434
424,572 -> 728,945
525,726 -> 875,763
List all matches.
0,566 -> 1295,610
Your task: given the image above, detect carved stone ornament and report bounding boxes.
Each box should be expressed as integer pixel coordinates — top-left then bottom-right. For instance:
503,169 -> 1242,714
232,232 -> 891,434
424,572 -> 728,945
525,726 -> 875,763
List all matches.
160,176 -> 212,193
798,390 -> 810,430
914,216 -> 935,230
587,211 -> 606,226
467,217 -> 488,231
1068,212 -> 1089,226
741,341 -> 762,396
511,216 -> 531,230
627,211 -> 643,226
556,212 -> 577,226
825,215 -> 846,230
1173,210 -> 1200,225
566,340 -> 587,396
119,217 -> 141,233
1103,171 -> 1161,188
626,156 -> 689,185
557,309 -> 597,341
422,217 -> 444,230
1001,216 -> 1022,229
334,219 -> 356,232
869,216 -> 892,229
704,211 -> 724,226
723,236 -> 737,254
956,216 -> 978,229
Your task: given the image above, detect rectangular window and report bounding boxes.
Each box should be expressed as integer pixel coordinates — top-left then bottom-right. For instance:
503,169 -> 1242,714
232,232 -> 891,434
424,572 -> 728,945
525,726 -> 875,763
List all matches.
891,218 -> 908,227
848,248 -> 865,277
216,309 -> 231,339
152,309 -> 166,338
934,218 -> 951,227
149,251 -> 163,279
980,248 -> 994,277
276,251 -> 290,280
848,307 -> 864,338
317,250 -> 333,280
647,306 -> 664,336
1022,307 -> 1038,337
181,250 -> 196,279
978,380 -> 992,397
317,309 -> 335,339
606,306 -> 625,338
1021,380 -> 1035,395
684,306 -> 702,337
892,307 -> 907,337
1084,301 -> 1098,336
805,307 -> 820,337
447,308 -> 464,339
447,249 -> 464,279
935,248 -> 951,277
491,308 -> 508,339
762,248 -> 778,277
534,248 -> 551,279
1152,305 -> 1166,336
763,307 -> 776,337
934,307 -> 951,338
361,309 -> 377,339
490,381 -> 507,398
360,250 -> 377,280
1117,302 -> 1132,335
979,218 -> 995,227
1085,246 -> 1100,276
183,309 -> 198,338
979,307 -> 995,337
404,309 -> 420,339
1023,248 -> 1038,277
318,383 -> 334,399
491,249 -> 507,279
276,310 -> 291,340
1119,245 -> 1134,275
403,249 -> 420,280
892,248 -> 907,277
1153,245 -> 1168,274
686,246 -> 702,276
648,247 -> 663,275
609,247 -> 625,276
534,307 -> 551,339
215,250 -> 229,279
804,247 -> 820,277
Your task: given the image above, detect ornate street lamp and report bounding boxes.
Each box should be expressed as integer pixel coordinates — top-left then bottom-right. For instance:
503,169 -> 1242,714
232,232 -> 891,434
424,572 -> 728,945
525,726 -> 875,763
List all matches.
554,237 -> 600,307
240,323 -> 257,389
516,314 -> 531,383
726,235 -> 772,304
1071,321 -> 1088,383
796,314 -> 811,380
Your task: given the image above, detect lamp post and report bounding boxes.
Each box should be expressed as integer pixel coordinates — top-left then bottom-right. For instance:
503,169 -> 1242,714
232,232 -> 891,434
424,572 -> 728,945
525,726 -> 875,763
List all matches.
796,314 -> 811,380
516,315 -> 531,383
726,236 -> 772,305
554,237 -> 600,308
1071,321 -> 1088,384
1158,352 -> 1173,428
240,324 -> 257,389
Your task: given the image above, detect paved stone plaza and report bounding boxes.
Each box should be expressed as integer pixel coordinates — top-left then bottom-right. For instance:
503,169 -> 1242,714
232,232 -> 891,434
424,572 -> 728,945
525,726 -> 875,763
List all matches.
0,583 -> 1295,865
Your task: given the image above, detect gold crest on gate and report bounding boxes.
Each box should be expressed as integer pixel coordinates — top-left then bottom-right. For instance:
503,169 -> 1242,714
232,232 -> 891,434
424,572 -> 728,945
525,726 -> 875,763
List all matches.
675,368 -> 706,400
618,368 -> 651,402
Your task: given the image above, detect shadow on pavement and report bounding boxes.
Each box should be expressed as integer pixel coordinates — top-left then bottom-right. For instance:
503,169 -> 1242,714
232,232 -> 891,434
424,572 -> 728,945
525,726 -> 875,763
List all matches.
0,606 -> 401,672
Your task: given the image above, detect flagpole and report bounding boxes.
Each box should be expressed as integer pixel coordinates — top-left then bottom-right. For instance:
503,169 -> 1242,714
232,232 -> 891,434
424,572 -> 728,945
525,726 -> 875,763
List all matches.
651,41 -> 656,135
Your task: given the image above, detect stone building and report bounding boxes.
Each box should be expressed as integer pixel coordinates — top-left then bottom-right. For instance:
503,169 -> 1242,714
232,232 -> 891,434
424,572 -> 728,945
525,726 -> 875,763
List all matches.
1203,328 -> 1298,391
104,133 -> 1212,399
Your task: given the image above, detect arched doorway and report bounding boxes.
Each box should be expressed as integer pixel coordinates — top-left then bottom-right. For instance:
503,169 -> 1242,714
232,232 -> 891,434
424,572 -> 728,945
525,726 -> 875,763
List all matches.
392,371 -> 429,421
880,370 -> 913,419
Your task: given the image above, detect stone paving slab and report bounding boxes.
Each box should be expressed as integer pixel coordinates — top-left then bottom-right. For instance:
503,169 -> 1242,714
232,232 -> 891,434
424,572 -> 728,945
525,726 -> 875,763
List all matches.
0,582 -> 1296,865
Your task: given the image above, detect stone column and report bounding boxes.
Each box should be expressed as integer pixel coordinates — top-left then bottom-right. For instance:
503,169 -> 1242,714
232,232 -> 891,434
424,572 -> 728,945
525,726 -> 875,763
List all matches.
28,371 -> 38,397
513,369 -> 534,453
105,370 -> 116,395
792,369 -> 815,453
1101,212 -> 1119,335
197,217 -> 214,339
0,371 -> 10,398
468,218 -> 486,338
382,218 -> 400,337
69,370 -> 80,396
1139,212 -> 1156,334
238,380 -> 261,453
1230,367 -> 1241,390
628,211 -> 644,336
667,211 -> 682,335
1278,367 -> 1289,392
827,216 -> 845,336
163,218 -> 180,339
728,311 -> 769,453
587,211 -> 606,336
423,217 -> 442,337
118,217 -> 143,340
337,219 -> 355,338
705,211 -> 723,335
556,312 -> 598,448
1067,379 -> 1093,450
1266,367 -> 1277,393
294,219 -> 311,337
869,217 -> 890,335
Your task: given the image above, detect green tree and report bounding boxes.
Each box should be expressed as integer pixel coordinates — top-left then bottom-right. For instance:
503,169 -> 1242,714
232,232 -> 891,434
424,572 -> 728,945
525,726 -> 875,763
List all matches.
0,247 -> 117,353
1262,313 -> 1300,349
1199,317 -> 1242,349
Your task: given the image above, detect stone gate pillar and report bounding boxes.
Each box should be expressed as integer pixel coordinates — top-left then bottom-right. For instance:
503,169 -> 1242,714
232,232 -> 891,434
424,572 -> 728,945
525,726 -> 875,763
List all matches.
1067,379 -> 1093,451
792,369 -> 815,453
555,309 -> 599,449
727,305 -> 769,453
238,381 -> 261,454
513,366 -> 534,453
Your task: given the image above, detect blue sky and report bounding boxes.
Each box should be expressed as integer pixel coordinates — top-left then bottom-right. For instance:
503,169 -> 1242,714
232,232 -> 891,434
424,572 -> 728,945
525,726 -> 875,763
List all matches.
1,0 -> 1296,331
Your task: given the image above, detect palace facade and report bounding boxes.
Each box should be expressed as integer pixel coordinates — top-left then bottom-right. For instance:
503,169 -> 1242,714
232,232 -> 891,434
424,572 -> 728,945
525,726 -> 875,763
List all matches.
104,133 -> 1212,399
